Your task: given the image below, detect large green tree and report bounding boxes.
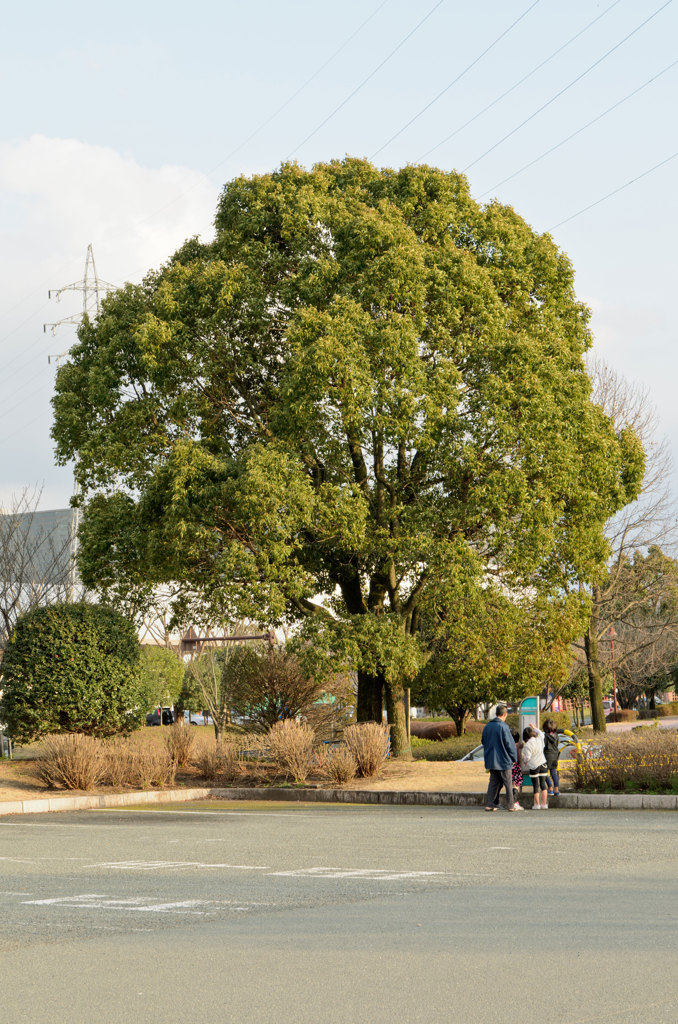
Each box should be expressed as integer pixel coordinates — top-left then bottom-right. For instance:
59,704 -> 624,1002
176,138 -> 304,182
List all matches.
51,158 -> 642,755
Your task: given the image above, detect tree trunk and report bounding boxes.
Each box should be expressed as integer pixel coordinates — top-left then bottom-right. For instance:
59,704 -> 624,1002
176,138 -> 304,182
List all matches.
585,599 -> 607,732
385,680 -> 411,758
357,670 -> 383,723
447,706 -> 467,737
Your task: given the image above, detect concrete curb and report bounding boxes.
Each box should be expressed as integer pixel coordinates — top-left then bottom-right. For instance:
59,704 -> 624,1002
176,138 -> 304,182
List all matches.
1,787 -> 677,816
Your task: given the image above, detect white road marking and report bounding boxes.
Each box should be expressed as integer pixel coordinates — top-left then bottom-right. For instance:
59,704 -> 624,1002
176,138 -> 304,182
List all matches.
20,893 -> 269,915
0,856 -> 36,863
91,860 -> 270,870
269,867 -> 444,880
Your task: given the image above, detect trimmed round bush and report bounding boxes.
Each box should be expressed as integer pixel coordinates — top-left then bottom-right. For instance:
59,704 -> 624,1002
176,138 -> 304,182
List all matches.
0,602 -> 144,743
605,709 -> 638,723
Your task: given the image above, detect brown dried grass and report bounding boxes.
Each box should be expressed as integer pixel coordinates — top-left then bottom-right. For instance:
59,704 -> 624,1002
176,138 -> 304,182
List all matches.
318,744 -> 358,785
343,722 -> 390,778
267,719 -> 316,784
574,729 -> 678,793
36,734 -> 105,791
164,723 -> 196,767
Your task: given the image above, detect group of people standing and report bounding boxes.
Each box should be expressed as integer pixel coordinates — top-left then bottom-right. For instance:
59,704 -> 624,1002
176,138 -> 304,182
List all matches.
482,704 -> 561,812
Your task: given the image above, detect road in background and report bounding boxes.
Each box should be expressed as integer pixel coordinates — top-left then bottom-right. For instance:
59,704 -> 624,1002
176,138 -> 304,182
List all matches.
1,801 -> 677,1024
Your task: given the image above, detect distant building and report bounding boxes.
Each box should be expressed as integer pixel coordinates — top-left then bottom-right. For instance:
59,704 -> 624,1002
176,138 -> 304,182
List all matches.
0,507 -> 76,586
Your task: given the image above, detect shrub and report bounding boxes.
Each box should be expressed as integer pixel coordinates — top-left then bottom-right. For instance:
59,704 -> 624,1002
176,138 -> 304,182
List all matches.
267,719 -> 316,783
164,723 -> 196,767
410,719 -> 485,739
343,723 -> 390,778
195,741 -> 222,781
101,735 -> 177,789
127,743 -> 177,789
574,731 -> 678,793
411,734 -> 479,761
37,733 -> 105,791
319,745 -> 357,784
410,721 -> 457,740
102,738 -> 137,788
219,742 -> 242,783
0,602 -> 144,743
195,739 -> 243,784
605,709 -> 638,723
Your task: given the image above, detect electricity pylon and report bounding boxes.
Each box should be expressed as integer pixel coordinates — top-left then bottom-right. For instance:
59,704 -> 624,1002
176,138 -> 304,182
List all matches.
44,243 -> 116,361
44,243 -> 116,595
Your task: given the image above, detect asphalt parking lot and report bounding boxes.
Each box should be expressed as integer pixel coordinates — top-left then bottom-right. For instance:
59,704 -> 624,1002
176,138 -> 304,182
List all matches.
1,801 -> 677,1024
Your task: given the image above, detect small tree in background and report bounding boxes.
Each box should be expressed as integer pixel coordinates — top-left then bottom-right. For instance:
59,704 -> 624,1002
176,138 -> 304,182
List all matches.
227,644 -> 351,733
0,602 -> 144,743
179,647 -> 234,740
138,645 -> 185,714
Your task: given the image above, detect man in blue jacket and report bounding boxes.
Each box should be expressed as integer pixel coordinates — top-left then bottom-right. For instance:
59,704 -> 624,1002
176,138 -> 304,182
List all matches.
481,705 -> 524,812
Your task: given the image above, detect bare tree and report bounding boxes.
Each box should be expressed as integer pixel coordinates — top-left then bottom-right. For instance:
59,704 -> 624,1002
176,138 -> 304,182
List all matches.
581,357 -> 677,729
0,487 -> 76,652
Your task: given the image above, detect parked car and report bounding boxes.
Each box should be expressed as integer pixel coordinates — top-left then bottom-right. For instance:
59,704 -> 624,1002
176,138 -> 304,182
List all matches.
183,710 -> 214,726
458,731 -> 591,766
145,707 -> 174,726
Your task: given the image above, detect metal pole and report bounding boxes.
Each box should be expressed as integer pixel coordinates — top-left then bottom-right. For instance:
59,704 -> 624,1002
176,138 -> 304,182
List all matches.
609,626 -> 618,715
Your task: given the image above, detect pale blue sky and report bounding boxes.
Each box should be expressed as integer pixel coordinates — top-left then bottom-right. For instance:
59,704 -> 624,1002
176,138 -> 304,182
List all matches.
1,0 -> 676,507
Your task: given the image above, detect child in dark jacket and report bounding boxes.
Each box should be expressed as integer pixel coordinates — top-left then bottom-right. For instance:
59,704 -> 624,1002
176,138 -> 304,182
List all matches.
542,718 -> 561,796
511,729 -> 524,806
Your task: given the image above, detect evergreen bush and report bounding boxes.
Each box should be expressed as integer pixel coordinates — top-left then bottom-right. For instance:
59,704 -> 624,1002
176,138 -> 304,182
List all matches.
0,602 -> 144,743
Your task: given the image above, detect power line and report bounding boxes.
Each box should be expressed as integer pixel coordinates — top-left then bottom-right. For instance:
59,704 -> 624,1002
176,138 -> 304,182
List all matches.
0,377 -> 53,424
0,6 -> 390,340
209,0 -> 389,173
549,149 -> 678,231
286,0 -> 445,160
462,0 -> 674,173
370,0 -> 542,160
480,59 -> 678,198
119,0 -> 392,238
420,0 -> 624,161
0,410 -> 49,447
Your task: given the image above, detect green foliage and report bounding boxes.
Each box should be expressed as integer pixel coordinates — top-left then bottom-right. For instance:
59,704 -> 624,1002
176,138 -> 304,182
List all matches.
0,602 -> 143,743
52,158 -> 641,754
410,734 -> 480,760
138,645 -> 185,712
412,588 -> 586,733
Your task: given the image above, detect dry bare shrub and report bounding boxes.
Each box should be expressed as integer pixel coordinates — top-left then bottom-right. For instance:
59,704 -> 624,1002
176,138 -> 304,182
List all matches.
219,742 -> 242,783
123,741 -> 177,789
267,719 -> 316,783
164,723 -> 196,767
343,723 -> 390,778
195,741 -> 221,781
320,744 -> 357,785
195,739 -> 242,783
574,730 -> 678,793
37,734 -> 105,791
102,738 -> 137,788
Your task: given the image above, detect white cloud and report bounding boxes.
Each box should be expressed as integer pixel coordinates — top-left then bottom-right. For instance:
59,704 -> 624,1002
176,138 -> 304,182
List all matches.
0,135 -> 220,508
